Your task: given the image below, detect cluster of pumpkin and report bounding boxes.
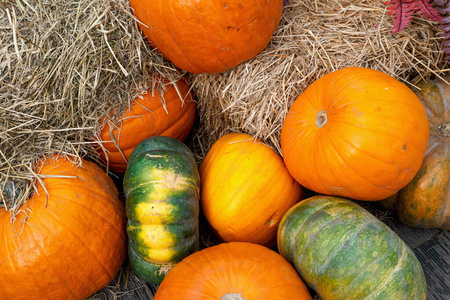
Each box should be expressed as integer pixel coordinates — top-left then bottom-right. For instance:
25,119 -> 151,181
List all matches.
1,1 -> 448,299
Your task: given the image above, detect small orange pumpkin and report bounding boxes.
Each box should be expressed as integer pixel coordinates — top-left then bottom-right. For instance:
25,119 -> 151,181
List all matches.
98,77 -> 196,173
199,133 -> 303,247
129,0 -> 283,74
154,242 -> 313,300
0,155 -> 127,300
281,67 -> 429,201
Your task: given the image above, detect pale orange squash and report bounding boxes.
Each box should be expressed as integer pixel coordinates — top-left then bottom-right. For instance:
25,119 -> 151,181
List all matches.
199,133 -> 303,246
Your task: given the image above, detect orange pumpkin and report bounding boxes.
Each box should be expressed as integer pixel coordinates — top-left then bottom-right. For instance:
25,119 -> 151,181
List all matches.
129,0 -> 283,74
281,67 -> 429,201
154,242 -> 313,300
98,77 -> 196,173
199,133 -> 303,246
0,155 -> 127,300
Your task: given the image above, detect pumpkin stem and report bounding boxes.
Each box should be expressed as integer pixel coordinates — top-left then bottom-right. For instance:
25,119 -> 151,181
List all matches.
440,123 -> 450,138
222,293 -> 244,300
316,110 -> 328,128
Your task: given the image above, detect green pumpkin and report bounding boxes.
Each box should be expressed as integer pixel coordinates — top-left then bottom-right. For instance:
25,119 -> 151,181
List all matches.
277,196 -> 426,300
123,136 -> 200,285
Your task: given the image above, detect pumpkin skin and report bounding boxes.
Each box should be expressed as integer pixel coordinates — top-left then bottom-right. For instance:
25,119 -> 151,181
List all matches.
277,196 -> 427,300
0,155 -> 127,300
98,77 -> 196,173
281,67 -> 429,201
154,242 -> 313,300
381,75 -> 450,229
199,133 -> 303,247
123,136 -> 200,285
129,0 -> 283,74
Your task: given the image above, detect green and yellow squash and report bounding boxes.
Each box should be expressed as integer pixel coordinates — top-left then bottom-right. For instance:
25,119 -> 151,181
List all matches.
123,136 -> 200,285
381,75 -> 449,229
278,196 -> 426,300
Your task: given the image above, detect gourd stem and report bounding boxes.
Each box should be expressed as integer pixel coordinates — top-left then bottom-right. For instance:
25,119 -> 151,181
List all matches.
440,122 -> 450,138
221,293 -> 244,300
316,110 -> 328,128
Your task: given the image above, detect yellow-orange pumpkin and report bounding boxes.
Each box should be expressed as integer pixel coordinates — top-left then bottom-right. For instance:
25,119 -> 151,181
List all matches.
154,242 -> 313,300
281,67 -> 429,201
0,155 -> 127,300
199,133 -> 303,247
98,77 -> 196,173
129,0 -> 283,74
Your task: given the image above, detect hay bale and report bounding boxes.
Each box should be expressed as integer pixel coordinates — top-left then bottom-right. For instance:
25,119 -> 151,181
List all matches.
0,0 -> 184,211
188,0 -> 446,158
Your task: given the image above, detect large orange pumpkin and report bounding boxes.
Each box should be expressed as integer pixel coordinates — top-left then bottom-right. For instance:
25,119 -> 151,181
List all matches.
199,133 -> 303,246
129,0 -> 283,74
98,77 -> 196,173
0,156 -> 127,300
154,242 -> 313,300
281,67 -> 429,201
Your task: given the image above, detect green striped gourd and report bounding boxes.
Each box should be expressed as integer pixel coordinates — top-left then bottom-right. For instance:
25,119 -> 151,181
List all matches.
277,196 -> 426,300
123,136 -> 200,285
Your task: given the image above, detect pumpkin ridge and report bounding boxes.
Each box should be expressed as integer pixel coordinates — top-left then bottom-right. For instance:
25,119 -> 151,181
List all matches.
331,119 -> 425,154
360,242 -> 408,300
21,220 -> 80,298
37,206 -> 117,280
433,80 -> 450,121
298,132 -> 330,195
190,4 -> 230,71
285,201 -> 338,263
179,256 -> 222,290
42,191 -> 126,239
337,248 -> 391,299
135,230 -> 198,262
328,128 -> 416,189
43,177 -> 119,203
3,222 -> 65,298
159,106 -> 196,137
124,176 -> 198,199
311,215 -> 376,286
119,95 -> 193,131
315,134 -> 356,196
125,195 -> 198,209
323,133 -> 392,197
162,0 -> 199,72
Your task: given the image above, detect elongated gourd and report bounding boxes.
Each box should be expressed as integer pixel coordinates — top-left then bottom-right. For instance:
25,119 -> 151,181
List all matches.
278,196 -> 426,300
123,136 -> 200,285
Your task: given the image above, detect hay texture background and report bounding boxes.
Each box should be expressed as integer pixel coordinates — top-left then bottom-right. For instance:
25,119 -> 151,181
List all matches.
0,0 -> 185,211
0,0 -> 447,210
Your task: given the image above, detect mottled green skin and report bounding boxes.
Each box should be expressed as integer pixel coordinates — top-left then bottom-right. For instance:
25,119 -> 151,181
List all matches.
127,244 -> 174,285
123,136 -> 200,285
278,196 -> 426,300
